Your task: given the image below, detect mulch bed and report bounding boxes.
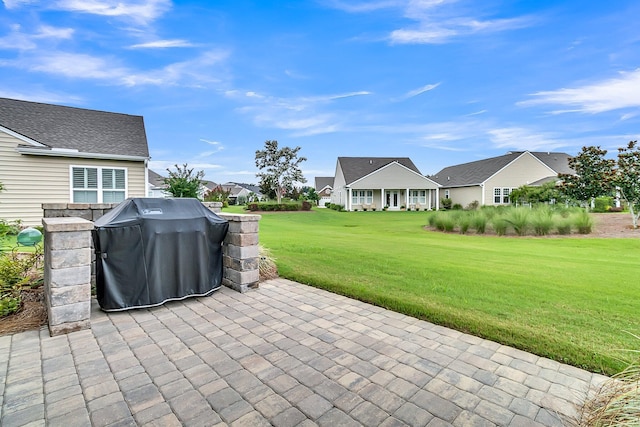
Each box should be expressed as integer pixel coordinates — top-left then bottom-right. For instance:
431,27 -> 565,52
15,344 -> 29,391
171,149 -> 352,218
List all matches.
0,288 -> 47,336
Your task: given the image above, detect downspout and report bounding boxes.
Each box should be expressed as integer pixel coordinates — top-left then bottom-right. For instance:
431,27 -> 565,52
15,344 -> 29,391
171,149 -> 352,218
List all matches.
144,158 -> 149,197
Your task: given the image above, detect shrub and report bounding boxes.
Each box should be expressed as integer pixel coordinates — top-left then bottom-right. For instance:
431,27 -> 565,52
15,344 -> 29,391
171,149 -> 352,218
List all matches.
433,213 -> 455,232
505,209 -> 529,236
459,216 -> 471,234
440,198 -> 452,210
258,245 -> 278,281
573,210 -> 593,234
492,217 -> 508,236
0,219 -> 22,238
593,196 -> 614,213
466,200 -> 480,211
556,218 -> 572,235
301,201 -> 312,211
452,203 -> 463,210
531,208 -> 554,236
246,202 -> 301,211
471,212 -> 487,234
330,204 -> 344,211
0,250 -> 43,318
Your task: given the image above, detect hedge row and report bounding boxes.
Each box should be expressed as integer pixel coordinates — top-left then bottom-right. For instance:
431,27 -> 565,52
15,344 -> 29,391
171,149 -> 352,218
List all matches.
247,201 -> 312,212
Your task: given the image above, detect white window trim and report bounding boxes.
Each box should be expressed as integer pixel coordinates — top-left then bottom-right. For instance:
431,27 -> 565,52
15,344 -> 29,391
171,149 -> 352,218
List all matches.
70,165 -> 128,203
493,187 -> 514,205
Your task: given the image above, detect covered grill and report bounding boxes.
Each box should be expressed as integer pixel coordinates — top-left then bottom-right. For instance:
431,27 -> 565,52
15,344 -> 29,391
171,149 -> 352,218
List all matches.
92,198 -> 228,311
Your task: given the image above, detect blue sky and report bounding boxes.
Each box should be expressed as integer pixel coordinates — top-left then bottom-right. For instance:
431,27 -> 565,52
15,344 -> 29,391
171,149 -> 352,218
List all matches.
2,0 -> 640,185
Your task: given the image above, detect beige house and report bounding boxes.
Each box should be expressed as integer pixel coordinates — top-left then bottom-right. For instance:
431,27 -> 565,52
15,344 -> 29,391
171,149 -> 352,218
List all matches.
0,97 -> 150,226
330,157 -> 440,211
430,151 -> 573,207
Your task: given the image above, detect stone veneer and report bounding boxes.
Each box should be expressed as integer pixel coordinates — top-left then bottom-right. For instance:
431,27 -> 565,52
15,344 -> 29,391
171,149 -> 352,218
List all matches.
218,213 -> 261,293
42,217 -> 94,336
41,202 -> 261,335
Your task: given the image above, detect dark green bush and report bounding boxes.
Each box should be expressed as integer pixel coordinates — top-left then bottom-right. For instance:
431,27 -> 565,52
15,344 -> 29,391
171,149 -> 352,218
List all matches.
440,198 -> 452,210
593,197 -> 614,213
247,202 -> 301,211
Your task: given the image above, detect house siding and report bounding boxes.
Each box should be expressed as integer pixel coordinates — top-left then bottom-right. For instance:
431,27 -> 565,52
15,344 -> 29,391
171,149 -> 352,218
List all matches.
448,186 -> 483,208
483,153 -> 554,205
330,159 -> 348,207
0,132 -> 146,226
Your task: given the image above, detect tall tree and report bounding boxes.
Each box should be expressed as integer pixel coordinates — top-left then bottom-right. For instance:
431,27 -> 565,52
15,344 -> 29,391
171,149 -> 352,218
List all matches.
613,141 -> 640,228
164,163 -> 205,199
558,146 -> 615,208
255,140 -> 307,204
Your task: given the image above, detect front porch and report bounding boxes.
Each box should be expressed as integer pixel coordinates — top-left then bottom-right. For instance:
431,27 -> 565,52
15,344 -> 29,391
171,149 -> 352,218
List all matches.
346,188 -> 439,211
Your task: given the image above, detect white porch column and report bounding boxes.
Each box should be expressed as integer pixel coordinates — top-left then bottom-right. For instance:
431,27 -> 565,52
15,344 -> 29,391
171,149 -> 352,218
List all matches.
380,188 -> 385,209
347,187 -> 352,211
428,190 -> 432,210
435,188 -> 440,210
405,188 -> 410,208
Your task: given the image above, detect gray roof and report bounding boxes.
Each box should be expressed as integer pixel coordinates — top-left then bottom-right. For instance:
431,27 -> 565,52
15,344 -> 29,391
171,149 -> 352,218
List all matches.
0,97 -> 149,158
315,177 -> 334,191
431,151 -> 573,187
148,170 -> 166,188
338,157 -> 422,184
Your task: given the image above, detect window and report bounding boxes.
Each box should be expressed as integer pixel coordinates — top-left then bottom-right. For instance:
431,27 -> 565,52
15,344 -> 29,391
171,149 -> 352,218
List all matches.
493,187 -> 513,204
351,190 -> 373,205
72,166 -> 126,203
409,190 -> 427,205
444,190 -> 450,199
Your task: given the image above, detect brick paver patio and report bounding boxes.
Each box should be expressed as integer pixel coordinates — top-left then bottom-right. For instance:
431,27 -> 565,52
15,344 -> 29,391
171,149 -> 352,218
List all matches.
0,278 -> 607,426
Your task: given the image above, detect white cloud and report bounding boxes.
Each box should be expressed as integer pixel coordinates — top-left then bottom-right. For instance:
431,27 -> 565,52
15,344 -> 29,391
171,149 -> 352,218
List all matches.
326,0 -> 534,44
53,0 -> 172,25
321,0 -> 404,13
230,89 -> 371,136
0,24 -> 74,50
520,69 -> 640,114
487,127 -> 569,151
129,39 -> 194,49
403,82 -> 440,99
198,139 -> 224,157
1,49 -> 229,87
0,88 -> 82,104
2,0 -> 37,8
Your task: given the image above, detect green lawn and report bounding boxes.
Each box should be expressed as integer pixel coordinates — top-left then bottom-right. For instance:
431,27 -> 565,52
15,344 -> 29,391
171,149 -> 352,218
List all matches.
245,207 -> 640,375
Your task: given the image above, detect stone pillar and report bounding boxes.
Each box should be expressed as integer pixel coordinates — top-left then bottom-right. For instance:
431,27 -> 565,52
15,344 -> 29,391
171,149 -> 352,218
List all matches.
42,217 -> 94,336
218,213 -> 261,293
202,201 -> 223,213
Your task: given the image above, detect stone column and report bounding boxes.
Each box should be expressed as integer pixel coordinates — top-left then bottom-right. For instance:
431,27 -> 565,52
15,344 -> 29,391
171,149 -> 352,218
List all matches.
218,213 -> 261,293
42,217 -> 94,336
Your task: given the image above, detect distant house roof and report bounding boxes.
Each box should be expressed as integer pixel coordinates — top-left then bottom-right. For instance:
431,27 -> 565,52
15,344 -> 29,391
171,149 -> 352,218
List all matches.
315,177 -> 334,191
338,157 -> 422,184
0,97 -> 149,159
148,170 -> 167,188
430,151 -> 573,187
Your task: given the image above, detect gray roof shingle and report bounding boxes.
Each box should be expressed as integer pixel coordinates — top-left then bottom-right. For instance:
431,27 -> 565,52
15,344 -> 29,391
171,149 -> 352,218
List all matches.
315,176 -> 334,191
430,151 -> 573,187
338,157 -> 422,184
0,97 -> 149,158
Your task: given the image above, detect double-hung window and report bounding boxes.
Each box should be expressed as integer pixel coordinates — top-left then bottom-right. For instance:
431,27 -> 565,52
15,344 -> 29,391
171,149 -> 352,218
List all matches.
493,187 -> 512,204
351,190 -> 373,205
72,166 -> 126,203
409,190 -> 427,205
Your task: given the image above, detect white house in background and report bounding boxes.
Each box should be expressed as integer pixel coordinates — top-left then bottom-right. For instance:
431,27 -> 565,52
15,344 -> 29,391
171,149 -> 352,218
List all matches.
147,170 -> 171,198
330,157 -> 440,211
430,151 -> 574,207
0,97 -> 149,226
314,177 -> 333,207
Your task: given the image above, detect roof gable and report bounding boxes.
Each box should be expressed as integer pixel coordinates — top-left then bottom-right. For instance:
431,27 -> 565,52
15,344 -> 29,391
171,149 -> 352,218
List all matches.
0,97 -> 149,158
315,176 -> 334,191
338,157 -> 422,185
432,151 -> 573,187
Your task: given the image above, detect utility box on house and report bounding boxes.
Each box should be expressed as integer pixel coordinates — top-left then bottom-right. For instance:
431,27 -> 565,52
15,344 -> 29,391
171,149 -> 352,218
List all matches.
92,198 -> 228,311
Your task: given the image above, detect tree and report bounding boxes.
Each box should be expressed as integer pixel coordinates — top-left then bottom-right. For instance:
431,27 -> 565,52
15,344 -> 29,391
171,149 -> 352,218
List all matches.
203,185 -> 231,204
613,141 -> 640,228
255,140 -> 307,204
510,182 -> 564,205
558,146 -> 615,208
164,163 -> 205,199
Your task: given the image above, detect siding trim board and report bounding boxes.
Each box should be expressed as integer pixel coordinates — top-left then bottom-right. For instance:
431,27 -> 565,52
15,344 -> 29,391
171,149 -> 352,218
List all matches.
17,146 -> 149,162
0,124 -> 47,147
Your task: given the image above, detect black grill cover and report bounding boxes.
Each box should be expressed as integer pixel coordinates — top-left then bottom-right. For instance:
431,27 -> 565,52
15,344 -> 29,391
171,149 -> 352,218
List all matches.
92,198 -> 228,311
